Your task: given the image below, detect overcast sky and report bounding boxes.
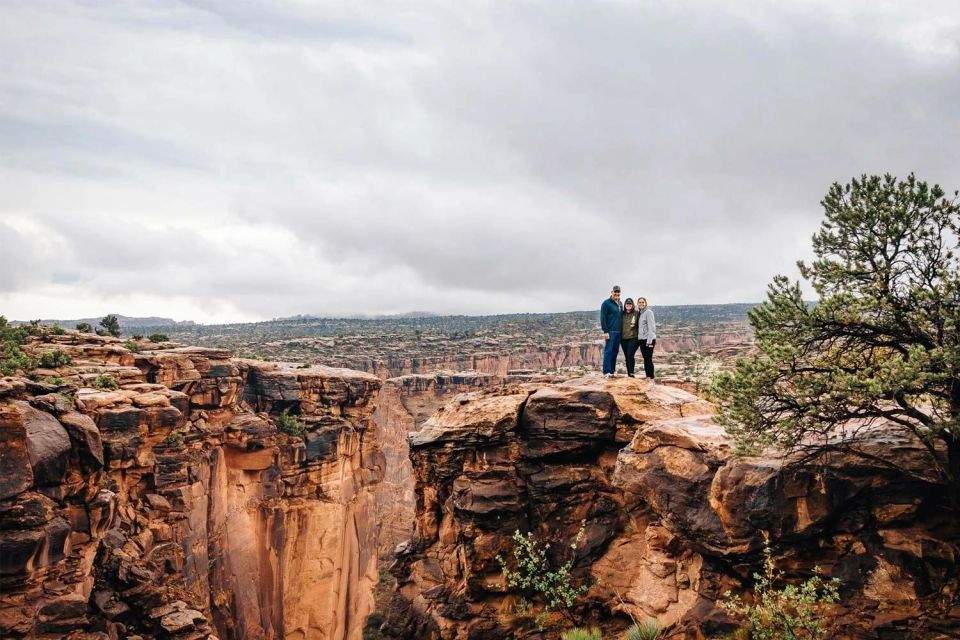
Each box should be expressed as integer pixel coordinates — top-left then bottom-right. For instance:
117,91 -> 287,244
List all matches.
1,1 -> 959,323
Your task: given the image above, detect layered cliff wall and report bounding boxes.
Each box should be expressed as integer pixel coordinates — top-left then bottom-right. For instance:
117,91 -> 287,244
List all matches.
0,333 -> 383,640
326,330 -> 752,379
384,377 -> 959,639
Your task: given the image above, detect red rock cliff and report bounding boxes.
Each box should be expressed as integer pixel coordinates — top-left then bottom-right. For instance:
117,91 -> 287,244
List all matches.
384,377 -> 959,639
0,334 -> 383,640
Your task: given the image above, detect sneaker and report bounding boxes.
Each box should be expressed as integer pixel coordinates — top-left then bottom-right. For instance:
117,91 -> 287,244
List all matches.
649,379 -> 656,386
604,373 -> 612,379
627,373 -> 635,378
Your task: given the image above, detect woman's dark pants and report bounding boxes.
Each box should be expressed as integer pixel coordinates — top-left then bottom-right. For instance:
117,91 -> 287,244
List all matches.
620,338 -> 639,375
639,339 -> 656,379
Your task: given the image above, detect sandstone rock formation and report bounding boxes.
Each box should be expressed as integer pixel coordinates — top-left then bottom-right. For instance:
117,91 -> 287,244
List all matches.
0,333 -> 383,640
384,377 -> 960,639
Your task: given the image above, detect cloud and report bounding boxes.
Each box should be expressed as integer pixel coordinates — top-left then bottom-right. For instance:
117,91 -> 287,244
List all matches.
1,0 -> 959,322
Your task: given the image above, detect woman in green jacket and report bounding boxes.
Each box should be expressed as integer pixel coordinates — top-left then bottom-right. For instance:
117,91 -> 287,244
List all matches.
620,298 -> 641,377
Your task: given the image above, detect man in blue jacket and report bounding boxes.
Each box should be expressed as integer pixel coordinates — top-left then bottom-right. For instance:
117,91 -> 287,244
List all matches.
600,285 -> 622,377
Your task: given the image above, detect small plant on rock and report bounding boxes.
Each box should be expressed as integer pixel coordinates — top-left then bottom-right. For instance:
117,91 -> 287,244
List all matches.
39,349 -> 73,368
91,374 -> 119,391
123,339 -> 141,353
148,333 -> 168,342
362,611 -> 384,640
43,376 -> 67,386
163,432 -> 185,449
720,539 -> 840,640
625,619 -> 662,640
76,322 -> 93,333
497,521 -> 589,629
277,413 -> 307,438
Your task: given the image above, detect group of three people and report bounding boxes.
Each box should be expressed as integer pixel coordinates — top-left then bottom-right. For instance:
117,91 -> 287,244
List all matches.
600,285 -> 656,380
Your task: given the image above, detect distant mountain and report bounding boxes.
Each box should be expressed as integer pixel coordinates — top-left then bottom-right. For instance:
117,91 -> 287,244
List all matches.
15,315 -> 197,329
275,311 -> 439,321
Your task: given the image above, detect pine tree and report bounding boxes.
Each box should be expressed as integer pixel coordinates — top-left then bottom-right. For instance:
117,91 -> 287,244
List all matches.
713,173 -> 960,507
99,314 -> 122,337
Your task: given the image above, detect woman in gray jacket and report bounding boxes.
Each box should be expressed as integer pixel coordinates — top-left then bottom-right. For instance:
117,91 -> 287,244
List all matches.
637,297 -> 657,382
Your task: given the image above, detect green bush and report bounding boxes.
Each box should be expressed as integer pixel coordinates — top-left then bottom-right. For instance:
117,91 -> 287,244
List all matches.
497,521 -> 589,629
91,375 -> 119,391
76,322 -> 93,333
39,349 -> 73,368
148,333 -> 169,342
123,339 -> 141,353
0,317 -> 37,376
163,432 -> 185,449
363,611 -> 385,640
720,540 -> 840,640
277,414 -> 307,438
49,324 -> 65,336
43,377 -> 67,386
625,620 -> 662,640
562,629 -> 602,640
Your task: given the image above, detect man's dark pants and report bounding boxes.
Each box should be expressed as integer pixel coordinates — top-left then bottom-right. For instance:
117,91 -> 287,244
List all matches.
620,338 -> 639,375
639,339 -> 656,378
603,331 -> 621,374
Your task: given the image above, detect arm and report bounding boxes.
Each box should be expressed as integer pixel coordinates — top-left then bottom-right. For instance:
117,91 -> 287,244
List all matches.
647,309 -> 656,342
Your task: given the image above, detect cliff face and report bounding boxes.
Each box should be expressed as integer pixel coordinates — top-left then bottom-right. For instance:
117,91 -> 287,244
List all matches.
384,377 -> 959,639
0,334 -> 383,640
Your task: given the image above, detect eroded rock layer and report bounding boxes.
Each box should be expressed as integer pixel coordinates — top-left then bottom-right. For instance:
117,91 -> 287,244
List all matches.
0,333 -> 383,640
384,377 -> 959,639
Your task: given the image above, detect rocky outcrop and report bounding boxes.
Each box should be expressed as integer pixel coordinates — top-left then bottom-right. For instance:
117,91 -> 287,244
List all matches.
0,333 -> 383,640
384,377 -> 959,639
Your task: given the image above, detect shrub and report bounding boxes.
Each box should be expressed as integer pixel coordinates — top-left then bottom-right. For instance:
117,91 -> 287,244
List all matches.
163,432 -> 185,449
123,340 -> 141,353
91,375 -> 119,391
49,324 -> 65,336
0,344 -> 36,376
25,320 -> 44,336
148,333 -> 169,342
720,539 -> 840,640
43,377 -> 67,386
99,314 -> 121,337
39,349 -> 73,368
76,322 -> 93,333
562,629 -> 602,640
363,611 -> 385,640
497,521 -> 589,628
277,414 -> 307,438
625,620 -> 662,640
0,319 -> 37,376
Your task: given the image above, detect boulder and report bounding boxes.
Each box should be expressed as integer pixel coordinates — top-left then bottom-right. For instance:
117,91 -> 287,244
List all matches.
14,401 -> 71,488
59,411 -> 104,469
0,404 -> 32,499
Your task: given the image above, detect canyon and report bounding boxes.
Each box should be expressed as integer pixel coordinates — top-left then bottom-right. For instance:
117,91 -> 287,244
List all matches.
145,308 -> 754,382
2,329 -> 957,639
